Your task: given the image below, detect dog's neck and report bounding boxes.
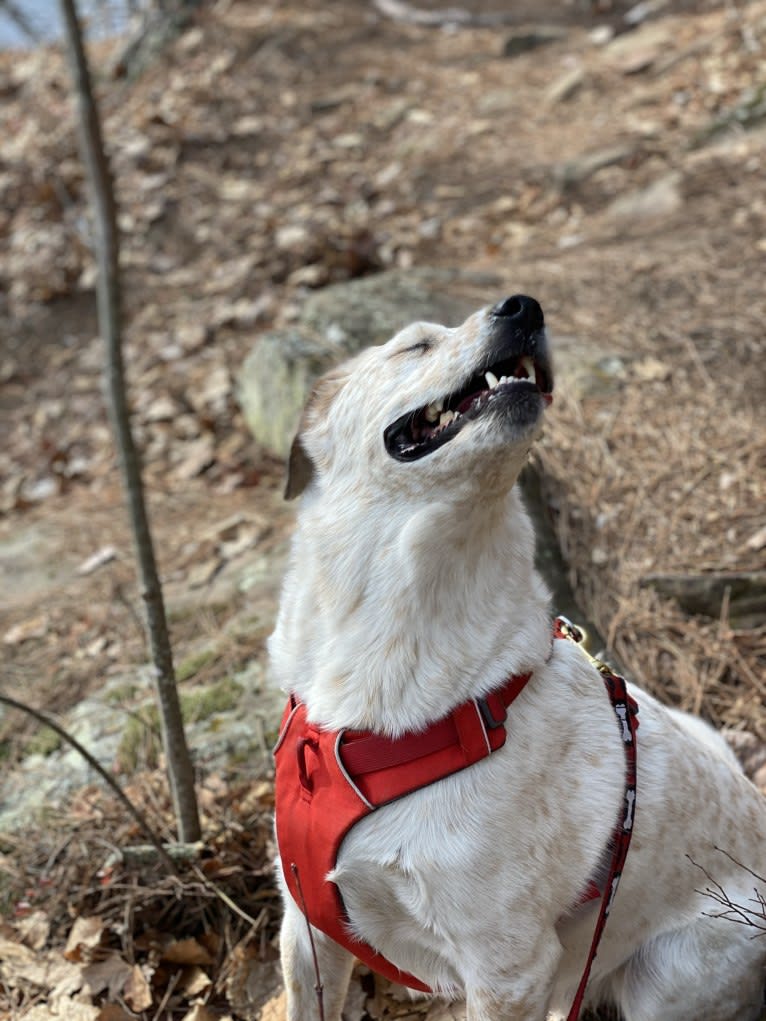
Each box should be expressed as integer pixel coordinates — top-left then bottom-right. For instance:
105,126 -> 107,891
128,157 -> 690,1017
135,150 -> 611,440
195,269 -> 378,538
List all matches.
269,482 -> 552,736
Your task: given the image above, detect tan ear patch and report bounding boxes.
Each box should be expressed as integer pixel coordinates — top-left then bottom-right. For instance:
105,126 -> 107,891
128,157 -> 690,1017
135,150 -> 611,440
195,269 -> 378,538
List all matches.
283,364 -> 352,500
284,434 -> 314,500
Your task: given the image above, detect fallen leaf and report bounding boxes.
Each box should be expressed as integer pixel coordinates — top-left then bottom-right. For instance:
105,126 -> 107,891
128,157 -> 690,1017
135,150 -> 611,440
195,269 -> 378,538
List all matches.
174,434 -> 215,479
0,940 -> 82,999
14,909 -> 50,950
141,394 -> 179,422
225,947 -> 282,1021
178,964 -> 212,997
124,963 -> 153,1012
161,936 -> 214,966
259,990 -> 286,1021
632,356 -> 671,382
3,614 -> 48,645
180,1005 -> 218,1021
745,525 -> 766,552
64,916 -> 104,962
97,1005 -> 135,1021
19,1004 -> 100,1021
81,953 -> 133,999
76,546 -> 118,576
197,364 -> 231,408
0,935 -> 37,972
187,557 -> 221,589
219,527 -> 258,560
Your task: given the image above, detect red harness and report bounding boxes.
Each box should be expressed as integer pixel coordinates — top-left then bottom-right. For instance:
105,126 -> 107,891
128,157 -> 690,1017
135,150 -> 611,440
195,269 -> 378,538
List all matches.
274,620 -> 638,1018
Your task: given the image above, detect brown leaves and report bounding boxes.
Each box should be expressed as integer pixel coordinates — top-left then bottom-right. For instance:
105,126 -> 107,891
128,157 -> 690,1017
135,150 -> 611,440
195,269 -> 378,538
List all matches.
63,915 -> 105,962
123,963 -> 153,1012
1,907 -> 218,1018
3,614 -> 49,646
0,775 -> 283,1020
1,913 -> 154,1016
162,937 -> 214,967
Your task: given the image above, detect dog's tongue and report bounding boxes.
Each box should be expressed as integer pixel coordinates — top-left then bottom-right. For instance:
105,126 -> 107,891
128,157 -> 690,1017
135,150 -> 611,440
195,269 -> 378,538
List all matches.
456,389 -> 485,414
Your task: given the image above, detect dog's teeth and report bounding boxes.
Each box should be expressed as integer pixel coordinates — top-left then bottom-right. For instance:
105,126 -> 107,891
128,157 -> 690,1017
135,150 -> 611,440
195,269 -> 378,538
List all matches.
521,358 -> 536,384
424,398 -> 445,422
439,410 -> 456,427
485,370 -> 499,390
499,375 -> 509,384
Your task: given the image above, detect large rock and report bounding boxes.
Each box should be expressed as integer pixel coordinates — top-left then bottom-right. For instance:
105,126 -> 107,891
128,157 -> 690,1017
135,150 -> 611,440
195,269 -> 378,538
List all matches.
239,329 -> 341,462
238,268 -> 499,459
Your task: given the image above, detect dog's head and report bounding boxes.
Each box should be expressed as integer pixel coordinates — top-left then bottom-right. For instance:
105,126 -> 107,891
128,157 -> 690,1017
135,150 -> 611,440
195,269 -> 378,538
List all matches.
285,295 -> 553,501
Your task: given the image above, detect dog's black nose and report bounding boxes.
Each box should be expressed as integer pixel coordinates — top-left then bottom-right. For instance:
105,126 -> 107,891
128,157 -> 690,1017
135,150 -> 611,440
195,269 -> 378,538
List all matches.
492,295 -> 544,331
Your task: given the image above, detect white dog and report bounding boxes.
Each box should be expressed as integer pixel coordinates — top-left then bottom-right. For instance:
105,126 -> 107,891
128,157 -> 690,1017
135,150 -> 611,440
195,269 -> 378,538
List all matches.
270,296 -> 766,1021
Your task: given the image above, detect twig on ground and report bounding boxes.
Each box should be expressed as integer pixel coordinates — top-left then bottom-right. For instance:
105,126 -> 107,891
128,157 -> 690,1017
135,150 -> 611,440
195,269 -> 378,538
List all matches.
151,968 -> 182,1021
191,862 -> 267,929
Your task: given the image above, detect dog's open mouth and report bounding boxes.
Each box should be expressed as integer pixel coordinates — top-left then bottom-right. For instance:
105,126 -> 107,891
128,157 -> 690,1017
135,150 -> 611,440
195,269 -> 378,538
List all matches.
384,352 -> 553,462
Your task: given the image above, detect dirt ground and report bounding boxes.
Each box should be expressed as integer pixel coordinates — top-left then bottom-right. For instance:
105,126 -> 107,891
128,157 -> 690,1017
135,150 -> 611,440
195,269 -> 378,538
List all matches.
1,0 -> 765,1017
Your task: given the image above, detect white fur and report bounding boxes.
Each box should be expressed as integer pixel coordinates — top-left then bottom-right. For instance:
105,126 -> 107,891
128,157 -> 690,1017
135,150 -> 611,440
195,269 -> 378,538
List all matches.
271,304 -> 766,1021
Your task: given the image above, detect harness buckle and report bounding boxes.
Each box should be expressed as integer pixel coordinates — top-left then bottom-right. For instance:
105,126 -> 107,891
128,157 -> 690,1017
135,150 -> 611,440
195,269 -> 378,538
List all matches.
476,694 -> 507,730
556,615 -> 586,644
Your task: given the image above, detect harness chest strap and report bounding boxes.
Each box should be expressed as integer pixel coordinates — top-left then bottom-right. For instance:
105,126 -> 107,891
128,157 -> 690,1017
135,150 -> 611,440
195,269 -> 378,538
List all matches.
273,621 -> 638,1019
273,669 -> 532,991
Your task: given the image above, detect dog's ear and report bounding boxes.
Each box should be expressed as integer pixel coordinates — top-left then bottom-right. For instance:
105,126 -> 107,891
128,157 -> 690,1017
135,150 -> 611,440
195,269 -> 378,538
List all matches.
283,364 -> 353,500
284,433 -> 314,500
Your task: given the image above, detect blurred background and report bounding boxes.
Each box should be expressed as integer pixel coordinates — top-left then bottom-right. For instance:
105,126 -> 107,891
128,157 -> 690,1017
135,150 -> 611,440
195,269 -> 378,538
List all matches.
0,0 -> 764,1017
0,0 -> 139,45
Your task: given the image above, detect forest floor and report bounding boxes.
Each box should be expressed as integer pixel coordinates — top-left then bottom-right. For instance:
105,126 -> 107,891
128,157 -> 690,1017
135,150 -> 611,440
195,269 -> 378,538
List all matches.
0,0 -> 765,1018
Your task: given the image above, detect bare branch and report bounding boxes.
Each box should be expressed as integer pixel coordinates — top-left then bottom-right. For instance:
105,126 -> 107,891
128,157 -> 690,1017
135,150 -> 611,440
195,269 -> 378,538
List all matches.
689,854 -> 766,937
58,0 -> 201,843
0,691 -> 178,876
0,0 -> 42,42
713,845 -> 766,886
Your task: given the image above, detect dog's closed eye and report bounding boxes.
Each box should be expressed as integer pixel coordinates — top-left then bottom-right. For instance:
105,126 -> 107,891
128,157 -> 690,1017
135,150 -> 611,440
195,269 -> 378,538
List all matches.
394,339 -> 433,357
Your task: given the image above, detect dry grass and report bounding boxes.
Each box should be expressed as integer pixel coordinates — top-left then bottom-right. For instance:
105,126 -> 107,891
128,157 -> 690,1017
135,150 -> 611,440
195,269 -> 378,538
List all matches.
538,323 -> 766,742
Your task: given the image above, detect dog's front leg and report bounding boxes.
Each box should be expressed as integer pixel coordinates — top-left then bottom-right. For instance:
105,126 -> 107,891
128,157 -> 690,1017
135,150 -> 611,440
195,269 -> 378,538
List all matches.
467,985 -> 552,1021
465,935 -> 561,1021
280,895 -> 355,1021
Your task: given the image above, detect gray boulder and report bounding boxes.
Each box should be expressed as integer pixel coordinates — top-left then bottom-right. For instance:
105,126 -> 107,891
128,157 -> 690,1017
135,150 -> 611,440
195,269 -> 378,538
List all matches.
239,329 -> 341,462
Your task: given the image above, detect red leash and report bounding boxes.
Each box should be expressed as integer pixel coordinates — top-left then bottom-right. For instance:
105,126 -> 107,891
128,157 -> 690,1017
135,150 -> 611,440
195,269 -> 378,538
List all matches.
554,618 -> 638,1020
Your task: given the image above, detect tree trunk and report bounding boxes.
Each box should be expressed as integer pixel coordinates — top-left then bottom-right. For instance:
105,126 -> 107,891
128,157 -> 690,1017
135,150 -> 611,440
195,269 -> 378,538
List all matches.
59,0 -> 201,843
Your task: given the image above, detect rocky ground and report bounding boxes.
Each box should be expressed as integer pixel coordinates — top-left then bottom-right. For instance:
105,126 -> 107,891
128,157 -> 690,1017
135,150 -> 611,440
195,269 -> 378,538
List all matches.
0,0 -> 765,1017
